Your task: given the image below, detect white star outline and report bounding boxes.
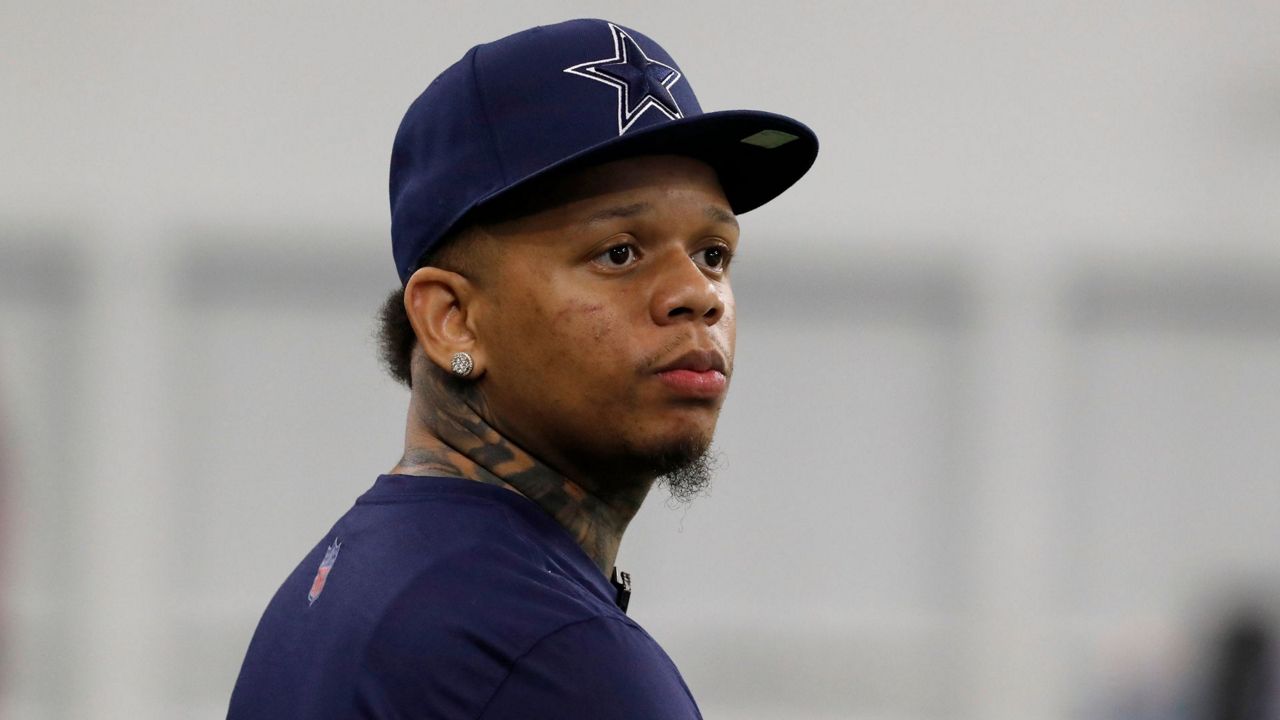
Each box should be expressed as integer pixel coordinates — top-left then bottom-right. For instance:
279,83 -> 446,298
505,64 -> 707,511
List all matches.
563,23 -> 684,135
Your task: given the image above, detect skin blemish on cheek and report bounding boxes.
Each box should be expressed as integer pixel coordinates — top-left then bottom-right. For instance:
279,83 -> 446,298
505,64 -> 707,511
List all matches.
552,301 -> 604,323
591,312 -> 614,342
551,300 -> 614,342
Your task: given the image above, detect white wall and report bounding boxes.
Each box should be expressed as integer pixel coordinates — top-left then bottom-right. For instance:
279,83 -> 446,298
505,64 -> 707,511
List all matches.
3,2 -> 1279,718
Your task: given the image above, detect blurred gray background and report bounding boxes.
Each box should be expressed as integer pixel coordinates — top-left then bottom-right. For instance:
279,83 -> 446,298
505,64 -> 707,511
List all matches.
3,1 -> 1279,718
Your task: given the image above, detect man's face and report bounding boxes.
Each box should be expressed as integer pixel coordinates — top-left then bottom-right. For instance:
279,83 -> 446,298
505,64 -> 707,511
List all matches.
469,155 -> 737,485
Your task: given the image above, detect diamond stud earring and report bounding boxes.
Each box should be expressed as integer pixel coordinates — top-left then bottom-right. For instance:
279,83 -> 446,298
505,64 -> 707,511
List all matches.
450,352 -> 475,378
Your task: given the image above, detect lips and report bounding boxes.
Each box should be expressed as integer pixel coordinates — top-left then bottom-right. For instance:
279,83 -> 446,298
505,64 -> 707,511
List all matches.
654,349 -> 729,399
654,349 -> 727,375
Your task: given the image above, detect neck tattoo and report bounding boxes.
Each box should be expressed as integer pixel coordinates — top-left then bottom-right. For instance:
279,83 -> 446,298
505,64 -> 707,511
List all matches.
391,357 -> 648,575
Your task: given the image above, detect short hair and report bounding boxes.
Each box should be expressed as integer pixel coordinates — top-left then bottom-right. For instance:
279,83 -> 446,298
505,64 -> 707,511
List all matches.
376,286 -> 416,388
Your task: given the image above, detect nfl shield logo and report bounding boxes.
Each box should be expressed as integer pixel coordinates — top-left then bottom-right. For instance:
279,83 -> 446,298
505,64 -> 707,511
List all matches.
307,539 -> 342,606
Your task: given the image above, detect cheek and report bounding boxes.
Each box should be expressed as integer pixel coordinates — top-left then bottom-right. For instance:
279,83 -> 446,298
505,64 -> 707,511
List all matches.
552,300 -> 615,343
546,298 -> 651,409
495,292 -> 630,384
552,303 -> 635,402
719,290 -> 737,360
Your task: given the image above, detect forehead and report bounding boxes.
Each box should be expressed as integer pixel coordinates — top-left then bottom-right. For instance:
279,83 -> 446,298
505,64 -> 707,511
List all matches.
549,154 -> 726,205
480,154 -> 731,231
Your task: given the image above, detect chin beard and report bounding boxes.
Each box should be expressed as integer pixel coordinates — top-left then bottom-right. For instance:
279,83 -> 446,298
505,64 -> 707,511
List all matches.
650,440 -> 719,504
596,431 -> 719,504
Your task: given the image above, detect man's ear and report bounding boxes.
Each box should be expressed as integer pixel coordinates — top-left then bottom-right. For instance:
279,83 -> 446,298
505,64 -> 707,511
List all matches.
403,266 -> 485,378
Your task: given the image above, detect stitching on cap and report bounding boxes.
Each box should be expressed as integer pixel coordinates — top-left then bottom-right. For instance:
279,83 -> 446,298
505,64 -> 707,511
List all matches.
469,45 -> 509,185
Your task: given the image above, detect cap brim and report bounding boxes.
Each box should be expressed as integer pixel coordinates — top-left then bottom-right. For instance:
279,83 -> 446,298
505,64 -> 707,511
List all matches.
476,109 -> 819,216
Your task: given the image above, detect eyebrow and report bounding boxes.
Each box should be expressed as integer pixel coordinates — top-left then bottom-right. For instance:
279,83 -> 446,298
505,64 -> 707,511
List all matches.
584,201 -> 740,229
705,205 -> 739,229
586,202 -> 651,225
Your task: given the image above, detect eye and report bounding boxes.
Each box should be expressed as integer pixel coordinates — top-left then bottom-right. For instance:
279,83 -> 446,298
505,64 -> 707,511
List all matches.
592,243 -> 640,269
693,245 -> 732,271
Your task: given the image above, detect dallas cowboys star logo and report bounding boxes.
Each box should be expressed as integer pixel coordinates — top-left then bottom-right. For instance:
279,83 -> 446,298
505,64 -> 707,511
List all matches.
564,23 -> 684,135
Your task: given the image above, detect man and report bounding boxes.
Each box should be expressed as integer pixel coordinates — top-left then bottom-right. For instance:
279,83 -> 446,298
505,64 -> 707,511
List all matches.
228,18 -> 816,719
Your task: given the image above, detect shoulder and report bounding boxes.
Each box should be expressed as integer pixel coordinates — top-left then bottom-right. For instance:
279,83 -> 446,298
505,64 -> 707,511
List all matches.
476,616 -> 702,720
356,539 -> 623,718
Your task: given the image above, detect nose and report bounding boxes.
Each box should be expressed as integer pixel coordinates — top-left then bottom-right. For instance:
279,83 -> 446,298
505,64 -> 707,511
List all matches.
650,251 -> 726,326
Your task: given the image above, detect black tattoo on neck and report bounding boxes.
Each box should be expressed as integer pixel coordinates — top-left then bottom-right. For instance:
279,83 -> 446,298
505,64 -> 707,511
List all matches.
391,355 -> 645,575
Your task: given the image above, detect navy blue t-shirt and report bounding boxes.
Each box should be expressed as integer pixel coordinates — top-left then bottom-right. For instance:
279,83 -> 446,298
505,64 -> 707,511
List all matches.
228,475 -> 702,719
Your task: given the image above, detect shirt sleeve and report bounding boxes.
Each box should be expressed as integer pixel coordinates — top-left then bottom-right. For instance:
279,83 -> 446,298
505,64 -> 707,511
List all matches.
476,616 -> 703,720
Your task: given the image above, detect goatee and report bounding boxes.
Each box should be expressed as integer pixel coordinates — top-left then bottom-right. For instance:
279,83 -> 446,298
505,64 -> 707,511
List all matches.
656,447 -> 719,504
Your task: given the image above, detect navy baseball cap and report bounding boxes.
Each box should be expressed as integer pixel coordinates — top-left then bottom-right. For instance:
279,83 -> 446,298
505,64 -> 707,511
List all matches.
389,18 -> 819,284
